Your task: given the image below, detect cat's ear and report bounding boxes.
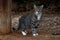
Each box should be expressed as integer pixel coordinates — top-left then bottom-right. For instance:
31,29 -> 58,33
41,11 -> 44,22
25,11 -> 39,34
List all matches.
34,4 -> 38,10
39,5 -> 44,11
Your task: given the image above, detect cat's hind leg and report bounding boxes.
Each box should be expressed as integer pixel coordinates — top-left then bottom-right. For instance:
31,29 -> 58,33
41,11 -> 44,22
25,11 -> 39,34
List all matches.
21,30 -> 27,36
21,24 -> 27,36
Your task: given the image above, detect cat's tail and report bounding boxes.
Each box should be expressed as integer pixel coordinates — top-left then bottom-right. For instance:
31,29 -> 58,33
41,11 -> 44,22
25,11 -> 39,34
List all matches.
12,18 -> 22,32
12,24 -> 21,32
12,22 -> 21,32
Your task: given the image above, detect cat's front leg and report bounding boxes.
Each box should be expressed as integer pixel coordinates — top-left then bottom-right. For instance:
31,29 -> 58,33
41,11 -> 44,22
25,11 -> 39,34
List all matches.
32,27 -> 38,36
31,22 -> 40,36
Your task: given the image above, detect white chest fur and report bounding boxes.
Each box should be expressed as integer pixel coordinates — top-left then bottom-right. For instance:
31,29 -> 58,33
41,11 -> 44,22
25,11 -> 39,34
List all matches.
35,12 -> 42,20
37,14 -> 42,20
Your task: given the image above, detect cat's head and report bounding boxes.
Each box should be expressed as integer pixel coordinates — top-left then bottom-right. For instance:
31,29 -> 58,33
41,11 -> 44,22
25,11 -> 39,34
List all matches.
34,4 -> 44,16
33,4 -> 44,20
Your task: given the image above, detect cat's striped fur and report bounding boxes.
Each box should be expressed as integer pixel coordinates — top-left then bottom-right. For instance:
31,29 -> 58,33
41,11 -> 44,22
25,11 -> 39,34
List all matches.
13,4 -> 43,36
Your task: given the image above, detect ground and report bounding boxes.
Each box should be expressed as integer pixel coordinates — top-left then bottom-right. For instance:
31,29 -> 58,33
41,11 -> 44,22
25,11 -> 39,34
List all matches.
0,32 -> 60,40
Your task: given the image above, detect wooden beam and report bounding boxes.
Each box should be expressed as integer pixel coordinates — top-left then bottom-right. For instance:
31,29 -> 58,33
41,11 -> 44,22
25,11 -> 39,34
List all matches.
0,0 -> 12,34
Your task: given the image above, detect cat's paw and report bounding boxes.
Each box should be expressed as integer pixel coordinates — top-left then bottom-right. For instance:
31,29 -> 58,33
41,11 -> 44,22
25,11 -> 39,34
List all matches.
33,33 -> 38,36
22,31 -> 27,36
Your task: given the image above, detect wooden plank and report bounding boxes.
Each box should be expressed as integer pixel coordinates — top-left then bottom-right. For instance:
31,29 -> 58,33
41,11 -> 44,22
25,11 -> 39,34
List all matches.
0,0 -> 11,34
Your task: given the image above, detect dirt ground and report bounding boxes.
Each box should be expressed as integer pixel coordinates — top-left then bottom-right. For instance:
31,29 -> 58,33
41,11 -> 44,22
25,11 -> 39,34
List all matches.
0,31 -> 60,40
0,8 -> 60,40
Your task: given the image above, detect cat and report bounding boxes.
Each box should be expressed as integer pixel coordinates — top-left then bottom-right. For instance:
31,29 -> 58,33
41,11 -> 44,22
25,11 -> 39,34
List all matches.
13,4 -> 43,36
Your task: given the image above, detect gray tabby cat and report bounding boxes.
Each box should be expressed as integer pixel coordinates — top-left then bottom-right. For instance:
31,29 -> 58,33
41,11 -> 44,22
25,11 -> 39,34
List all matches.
13,4 -> 43,36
